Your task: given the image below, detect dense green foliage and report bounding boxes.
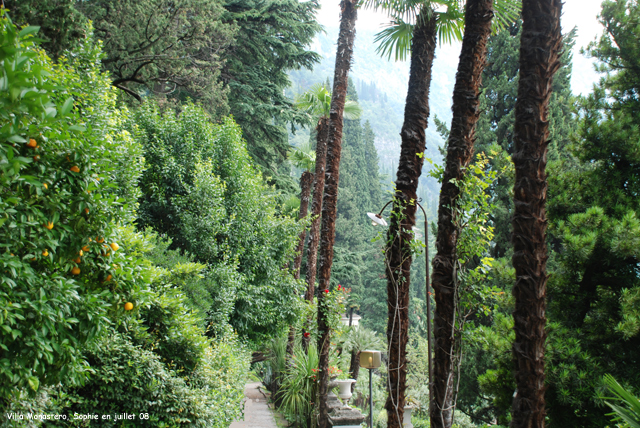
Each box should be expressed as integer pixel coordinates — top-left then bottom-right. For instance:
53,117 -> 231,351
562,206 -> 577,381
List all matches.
0,15 -> 257,426
0,14 -> 147,398
132,103 -> 305,340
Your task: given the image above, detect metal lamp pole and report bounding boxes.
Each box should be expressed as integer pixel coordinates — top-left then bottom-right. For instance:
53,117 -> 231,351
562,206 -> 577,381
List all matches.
360,350 -> 381,428
367,200 -> 433,416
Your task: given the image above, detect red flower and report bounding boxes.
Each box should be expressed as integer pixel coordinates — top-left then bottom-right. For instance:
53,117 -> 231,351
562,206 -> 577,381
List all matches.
337,284 -> 342,290
303,332 -> 310,338
324,289 -> 329,294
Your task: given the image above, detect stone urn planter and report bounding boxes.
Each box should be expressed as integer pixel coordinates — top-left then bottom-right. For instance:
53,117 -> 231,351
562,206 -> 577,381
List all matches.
336,379 -> 356,408
403,405 -> 415,428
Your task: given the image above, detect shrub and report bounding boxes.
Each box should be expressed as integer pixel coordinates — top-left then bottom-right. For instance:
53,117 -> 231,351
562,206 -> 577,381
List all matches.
0,12 -> 147,401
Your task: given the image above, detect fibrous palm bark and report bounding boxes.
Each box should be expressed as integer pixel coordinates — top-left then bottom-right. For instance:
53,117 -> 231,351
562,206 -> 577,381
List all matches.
302,117 -> 329,352
430,1 -> 494,427
316,1 -> 358,427
510,0 -> 562,427
287,169 -> 314,358
293,170 -> 314,279
385,10 -> 437,428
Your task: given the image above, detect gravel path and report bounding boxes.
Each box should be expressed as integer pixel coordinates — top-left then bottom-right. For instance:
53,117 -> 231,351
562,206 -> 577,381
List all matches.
230,382 -> 279,428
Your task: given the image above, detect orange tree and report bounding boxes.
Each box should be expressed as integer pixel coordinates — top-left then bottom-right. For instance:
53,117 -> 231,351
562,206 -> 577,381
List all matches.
0,13 -> 148,400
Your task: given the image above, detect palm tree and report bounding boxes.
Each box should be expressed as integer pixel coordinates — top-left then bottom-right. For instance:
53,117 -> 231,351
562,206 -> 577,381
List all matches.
296,84 -> 362,352
286,143 -> 316,358
289,143 -> 316,280
430,1 -> 498,426
361,1 -> 518,427
510,0 -> 561,427
314,1 -> 359,427
342,326 -> 384,392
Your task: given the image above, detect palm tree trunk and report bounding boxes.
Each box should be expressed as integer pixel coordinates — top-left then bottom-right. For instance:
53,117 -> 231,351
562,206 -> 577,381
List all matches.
349,350 -> 361,392
303,117 -> 329,353
293,170 -> 314,279
430,1 -> 494,427
287,170 -> 314,359
317,1 -> 358,427
384,10 -> 437,428
510,0 -> 562,427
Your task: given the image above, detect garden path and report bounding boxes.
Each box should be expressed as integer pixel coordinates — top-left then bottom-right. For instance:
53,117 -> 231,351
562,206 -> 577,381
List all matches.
230,382 -> 279,428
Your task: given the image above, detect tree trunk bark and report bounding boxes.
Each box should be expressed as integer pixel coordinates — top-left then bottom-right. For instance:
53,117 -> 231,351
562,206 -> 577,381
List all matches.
317,1 -> 358,428
293,170 -> 314,279
349,350 -> 361,393
303,117 -> 329,353
510,1 -> 562,427
430,1 -> 494,427
384,10 -> 437,428
287,170 -> 314,359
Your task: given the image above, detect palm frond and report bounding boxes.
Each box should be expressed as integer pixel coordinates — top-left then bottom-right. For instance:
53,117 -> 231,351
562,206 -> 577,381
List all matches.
492,0 -> 521,35
604,374 -> 640,428
374,19 -> 414,61
295,83 -> 331,118
435,2 -> 465,45
360,0 -> 422,24
343,100 -> 363,120
288,144 -> 316,171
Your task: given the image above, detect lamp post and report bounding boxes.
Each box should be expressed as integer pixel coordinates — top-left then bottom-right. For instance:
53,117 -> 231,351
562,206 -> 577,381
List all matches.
366,201 -> 433,416
359,349 -> 381,428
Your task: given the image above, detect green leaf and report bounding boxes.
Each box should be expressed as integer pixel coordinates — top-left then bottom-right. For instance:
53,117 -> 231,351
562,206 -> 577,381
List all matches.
27,376 -> 39,391
18,26 -> 40,39
60,97 -> 74,116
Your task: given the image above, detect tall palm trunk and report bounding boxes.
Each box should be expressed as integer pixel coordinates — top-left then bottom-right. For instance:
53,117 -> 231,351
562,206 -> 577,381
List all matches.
430,1 -> 494,427
510,0 -> 562,427
302,117 -> 329,352
287,170 -> 314,358
316,1 -> 358,427
385,10 -> 437,428
293,170 -> 314,279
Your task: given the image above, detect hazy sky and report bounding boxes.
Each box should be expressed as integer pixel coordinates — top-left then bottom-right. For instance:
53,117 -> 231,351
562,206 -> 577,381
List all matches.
316,0 -> 606,95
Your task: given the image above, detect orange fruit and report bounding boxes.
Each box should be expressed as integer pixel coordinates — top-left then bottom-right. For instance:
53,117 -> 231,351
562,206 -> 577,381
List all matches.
71,267 -> 81,275
33,155 -> 40,161
27,139 -> 37,148
43,183 -> 48,189
104,274 -> 112,282
82,245 -> 90,252
124,302 -> 134,311
96,237 -> 104,243
84,208 -> 89,214
109,243 -> 119,252
70,166 -> 80,173
45,222 -> 54,230
42,249 -> 49,257
78,250 -> 83,257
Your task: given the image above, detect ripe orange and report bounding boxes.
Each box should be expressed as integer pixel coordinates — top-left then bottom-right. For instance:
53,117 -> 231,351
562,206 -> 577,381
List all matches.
73,257 -> 81,264
43,183 -> 48,189
124,302 -> 134,311
84,208 -> 89,214
96,237 -> 104,243
45,222 -> 54,230
109,243 -> 119,252
70,166 -> 80,173
82,245 -> 90,252
27,139 -> 37,148
71,267 -> 81,275
104,274 -> 112,282
78,250 -> 83,256
33,155 -> 40,161
42,249 -> 49,257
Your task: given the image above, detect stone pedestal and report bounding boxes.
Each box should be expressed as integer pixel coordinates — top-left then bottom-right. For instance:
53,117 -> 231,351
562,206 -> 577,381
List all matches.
327,379 -> 365,428
327,406 -> 365,428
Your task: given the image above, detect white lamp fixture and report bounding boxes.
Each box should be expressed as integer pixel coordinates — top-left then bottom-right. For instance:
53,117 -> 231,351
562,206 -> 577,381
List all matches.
367,212 -> 388,227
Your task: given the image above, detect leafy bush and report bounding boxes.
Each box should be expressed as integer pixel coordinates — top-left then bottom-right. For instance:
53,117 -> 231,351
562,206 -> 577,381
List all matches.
132,102 -> 306,340
0,13 -> 147,400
